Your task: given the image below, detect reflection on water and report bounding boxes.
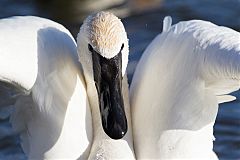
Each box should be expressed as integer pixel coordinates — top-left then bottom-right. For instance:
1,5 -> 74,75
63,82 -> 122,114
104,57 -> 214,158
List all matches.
215,91 -> 240,159
0,0 -> 240,159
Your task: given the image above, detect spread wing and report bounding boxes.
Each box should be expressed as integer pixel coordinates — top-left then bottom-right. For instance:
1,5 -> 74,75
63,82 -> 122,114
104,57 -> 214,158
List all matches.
130,16 -> 240,159
0,16 -> 92,159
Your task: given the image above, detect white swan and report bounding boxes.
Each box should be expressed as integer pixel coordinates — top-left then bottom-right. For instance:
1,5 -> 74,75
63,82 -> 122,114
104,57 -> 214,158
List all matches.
130,16 -> 240,159
77,12 -> 134,160
0,12 -> 135,159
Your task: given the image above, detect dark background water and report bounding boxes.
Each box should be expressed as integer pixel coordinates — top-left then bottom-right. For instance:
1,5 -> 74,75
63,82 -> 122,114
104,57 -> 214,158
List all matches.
0,0 -> 239,159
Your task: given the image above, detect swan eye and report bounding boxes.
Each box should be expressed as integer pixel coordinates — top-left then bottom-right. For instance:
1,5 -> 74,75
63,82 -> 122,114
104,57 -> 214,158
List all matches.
88,44 -> 94,52
120,43 -> 124,51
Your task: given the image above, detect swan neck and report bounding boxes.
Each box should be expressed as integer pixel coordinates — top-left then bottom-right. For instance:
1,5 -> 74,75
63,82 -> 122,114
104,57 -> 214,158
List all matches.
87,75 -> 135,159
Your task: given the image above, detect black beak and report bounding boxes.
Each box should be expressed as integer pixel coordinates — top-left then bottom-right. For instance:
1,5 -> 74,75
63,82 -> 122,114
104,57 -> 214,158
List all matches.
90,44 -> 127,140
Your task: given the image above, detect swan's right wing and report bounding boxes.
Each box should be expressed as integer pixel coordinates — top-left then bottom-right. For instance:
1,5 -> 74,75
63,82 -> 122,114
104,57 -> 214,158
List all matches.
0,16 -> 92,159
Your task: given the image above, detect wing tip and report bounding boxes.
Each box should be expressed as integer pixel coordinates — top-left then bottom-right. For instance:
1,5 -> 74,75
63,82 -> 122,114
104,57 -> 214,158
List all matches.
162,16 -> 172,33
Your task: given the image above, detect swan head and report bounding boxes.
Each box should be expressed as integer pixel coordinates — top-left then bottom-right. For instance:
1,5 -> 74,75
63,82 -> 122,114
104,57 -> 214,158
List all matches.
77,12 -> 129,140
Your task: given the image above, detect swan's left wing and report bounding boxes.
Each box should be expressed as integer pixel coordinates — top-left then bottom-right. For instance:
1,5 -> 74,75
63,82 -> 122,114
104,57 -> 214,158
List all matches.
131,17 -> 240,103
171,18 -> 240,103
175,19 -> 240,103
130,17 -> 240,158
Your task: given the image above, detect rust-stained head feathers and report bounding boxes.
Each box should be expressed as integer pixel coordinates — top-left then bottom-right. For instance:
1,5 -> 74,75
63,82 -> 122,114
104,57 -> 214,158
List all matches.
81,11 -> 128,58
77,11 -> 129,76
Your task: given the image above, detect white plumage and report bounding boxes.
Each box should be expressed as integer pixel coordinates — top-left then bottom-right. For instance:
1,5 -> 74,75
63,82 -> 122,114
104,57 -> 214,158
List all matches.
1,13 -> 239,160
0,16 -> 92,159
130,16 -> 240,159
0,12 -> 135,160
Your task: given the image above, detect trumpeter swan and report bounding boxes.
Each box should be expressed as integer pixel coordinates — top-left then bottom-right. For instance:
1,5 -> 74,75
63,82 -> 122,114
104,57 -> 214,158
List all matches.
77,11 -> 135,159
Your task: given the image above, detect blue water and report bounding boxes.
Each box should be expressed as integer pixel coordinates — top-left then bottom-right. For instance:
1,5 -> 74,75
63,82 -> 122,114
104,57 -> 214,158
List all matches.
0,0 -> 240,159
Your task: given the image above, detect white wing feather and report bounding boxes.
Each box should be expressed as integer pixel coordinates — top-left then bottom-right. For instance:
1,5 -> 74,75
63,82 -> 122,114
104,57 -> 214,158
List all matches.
0,16 -> 92,159
176,19 -> 240,102
130,17 -> 240,159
